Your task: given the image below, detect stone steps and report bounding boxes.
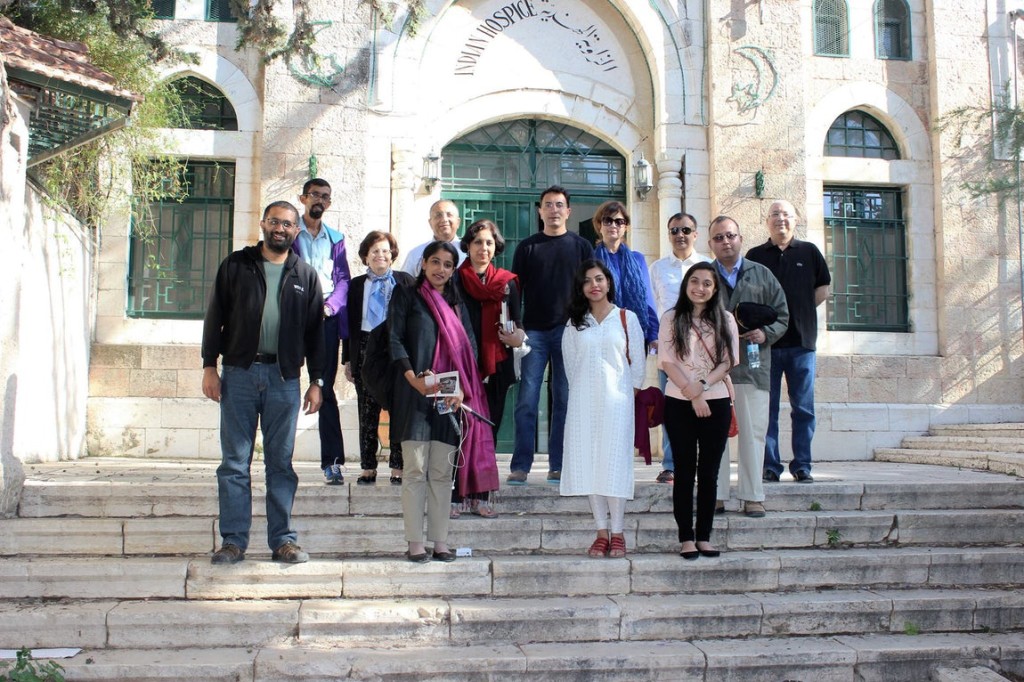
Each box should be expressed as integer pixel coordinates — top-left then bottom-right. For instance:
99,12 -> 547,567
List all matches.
873,423 -> 1024,477
874,447 -> 1024,477
6,457 -> 1024,680
4,507 -> 1024,557
3,588 -> 1023,651
902,435 -> 1024,455
2,547 -> 1022,601
931,423 -> 1024,438
20,632 -> 1024,681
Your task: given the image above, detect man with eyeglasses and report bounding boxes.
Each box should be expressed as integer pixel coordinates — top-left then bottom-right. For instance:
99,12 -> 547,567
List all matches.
293,178 -> 352,485
648,213 -> 711,483
202,201 -> 325,565
400,199 -> 467,275
507,185 -> 594,485
707,216 -> 789,518
745,200 -> 830,484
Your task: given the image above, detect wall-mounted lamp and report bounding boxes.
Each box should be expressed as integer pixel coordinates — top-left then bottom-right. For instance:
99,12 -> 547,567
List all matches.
422,150 -> 441,193
633,153 -> 653,201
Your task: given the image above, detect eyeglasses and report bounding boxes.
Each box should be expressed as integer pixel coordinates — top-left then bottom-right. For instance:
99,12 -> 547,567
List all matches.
601,217 -> 628,227
305,191 -> 332,202
542,201 -> 567,209
669,226 -> 695,236
711,232 -> 739,242
264,218 -> 296,229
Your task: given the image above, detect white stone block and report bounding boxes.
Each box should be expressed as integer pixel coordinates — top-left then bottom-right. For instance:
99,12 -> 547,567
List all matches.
108,600 -> 299,648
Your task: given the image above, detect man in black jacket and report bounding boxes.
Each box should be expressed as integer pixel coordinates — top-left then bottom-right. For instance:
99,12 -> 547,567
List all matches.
202,201 -> 326,565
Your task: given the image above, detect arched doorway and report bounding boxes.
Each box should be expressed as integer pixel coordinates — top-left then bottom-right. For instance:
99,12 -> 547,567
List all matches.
441,118 -> 627,452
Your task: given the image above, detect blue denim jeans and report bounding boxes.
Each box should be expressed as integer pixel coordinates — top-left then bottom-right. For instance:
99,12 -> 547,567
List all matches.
764,347 -> 817,477
512,326 -> 568,473
658,370 -> 674,471
217,363 -> 301,551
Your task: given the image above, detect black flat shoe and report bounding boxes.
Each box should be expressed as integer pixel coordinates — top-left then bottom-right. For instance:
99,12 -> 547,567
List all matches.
390,476 -> 402,485
680,550 -> 699,561
431,550 -> 456,563
356,473 -> 377,485
696,545 -> 720,558
405,551 -> 429,563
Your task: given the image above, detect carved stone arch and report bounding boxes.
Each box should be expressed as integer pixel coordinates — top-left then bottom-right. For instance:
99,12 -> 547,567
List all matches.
156,51 -> 261,133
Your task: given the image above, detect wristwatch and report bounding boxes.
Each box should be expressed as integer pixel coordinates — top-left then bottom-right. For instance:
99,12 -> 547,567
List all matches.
699,379 -> 711,392
313,378 -> 324,387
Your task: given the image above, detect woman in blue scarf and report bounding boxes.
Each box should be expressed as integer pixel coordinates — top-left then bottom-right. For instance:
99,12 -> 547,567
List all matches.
592,201 -> 660,348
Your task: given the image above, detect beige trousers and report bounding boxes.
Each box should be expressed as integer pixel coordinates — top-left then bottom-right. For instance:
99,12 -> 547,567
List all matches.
401,439 -> 456,544
717,384 -> 768,503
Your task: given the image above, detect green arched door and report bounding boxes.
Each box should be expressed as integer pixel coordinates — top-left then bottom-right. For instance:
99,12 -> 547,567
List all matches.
442,119 -> 627,452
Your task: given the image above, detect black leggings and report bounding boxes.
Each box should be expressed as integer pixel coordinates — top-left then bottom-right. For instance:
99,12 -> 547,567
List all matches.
664,396 -> 731,543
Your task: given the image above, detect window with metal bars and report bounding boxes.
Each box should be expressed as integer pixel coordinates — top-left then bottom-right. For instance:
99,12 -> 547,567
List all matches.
168,77 -> 238,131
814,0 -> 849,57
205,0 -> 237,22
151,0 -> 175,19
128,161 -> 235,318
823,186 -> 909,332
824,110 -> 900,160
875,0 -> 911,60
443,119 -> 626,196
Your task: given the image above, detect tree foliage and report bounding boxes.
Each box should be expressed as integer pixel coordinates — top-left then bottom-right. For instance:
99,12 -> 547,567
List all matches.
941,95 -> 1024,198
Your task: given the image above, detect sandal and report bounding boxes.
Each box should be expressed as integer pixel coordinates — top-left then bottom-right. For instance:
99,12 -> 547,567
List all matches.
389,475 -> 402,485
449,503 -> 461,520
470,501 -> 498,518
587,536 -> 610,558
608,535 -> 627,558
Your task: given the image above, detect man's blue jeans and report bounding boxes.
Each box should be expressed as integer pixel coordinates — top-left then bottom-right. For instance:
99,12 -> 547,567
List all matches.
764,347 -> 816,478
217,363 -> 301,551
512,326 -> 568,474
658,370 -> 674,471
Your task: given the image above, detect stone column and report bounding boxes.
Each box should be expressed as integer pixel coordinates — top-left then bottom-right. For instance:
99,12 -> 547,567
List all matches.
655,157 -> 683,259
390,145 -> 419,245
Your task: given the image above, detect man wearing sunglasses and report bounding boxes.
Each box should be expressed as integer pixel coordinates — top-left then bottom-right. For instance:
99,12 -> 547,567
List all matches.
708,216 -> 789,518
648,213 -> 711,483
293,178 -> 352,486
202,201 -> 326,565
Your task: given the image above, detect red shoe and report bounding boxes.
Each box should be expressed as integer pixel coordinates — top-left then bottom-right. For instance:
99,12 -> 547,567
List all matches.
587,536 -> 610,558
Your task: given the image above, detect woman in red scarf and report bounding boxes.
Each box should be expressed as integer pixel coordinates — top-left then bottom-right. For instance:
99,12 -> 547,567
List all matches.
453,220 -> 526,518
389,241 -> 498,562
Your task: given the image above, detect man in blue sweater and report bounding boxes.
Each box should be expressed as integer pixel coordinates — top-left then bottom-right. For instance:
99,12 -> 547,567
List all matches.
508,186 -> 594,485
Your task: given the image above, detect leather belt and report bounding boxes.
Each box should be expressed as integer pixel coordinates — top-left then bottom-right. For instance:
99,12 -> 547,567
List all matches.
254,353 -> 277,364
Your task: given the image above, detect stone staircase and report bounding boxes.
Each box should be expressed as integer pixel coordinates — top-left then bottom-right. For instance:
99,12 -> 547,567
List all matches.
2,457 -> 1023,680
875,423 -> 1024,478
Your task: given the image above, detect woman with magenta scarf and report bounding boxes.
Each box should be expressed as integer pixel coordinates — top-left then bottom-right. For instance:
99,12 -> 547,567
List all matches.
452,219 -> 525,518
388,241 -> 498,563
592,201 -> 660,349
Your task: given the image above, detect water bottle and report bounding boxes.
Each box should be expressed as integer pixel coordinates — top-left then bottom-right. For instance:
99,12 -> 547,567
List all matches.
746,340 -> 761,369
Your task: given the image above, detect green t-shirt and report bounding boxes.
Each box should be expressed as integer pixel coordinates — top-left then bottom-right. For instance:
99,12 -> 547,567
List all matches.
258,261 -> 285,354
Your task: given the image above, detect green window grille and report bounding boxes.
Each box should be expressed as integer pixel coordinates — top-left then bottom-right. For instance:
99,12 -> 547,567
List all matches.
824,110 -> 900,160
444,119 -> 626,197
814,0 -> 849,57
205,0 -> 237,22
824,186 -> 909,332
875,0 -> 911,60
128,161 -> 235,318
168,76 -> 238,131
151,0 -> 175,19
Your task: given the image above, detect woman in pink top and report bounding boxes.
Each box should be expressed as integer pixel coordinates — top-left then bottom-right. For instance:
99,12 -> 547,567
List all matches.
658,262 -> 739,560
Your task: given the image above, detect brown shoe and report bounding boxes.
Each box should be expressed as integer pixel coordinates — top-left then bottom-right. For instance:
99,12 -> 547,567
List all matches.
272,542 -> 309,564
744,502 -> 766,518
211,543 -> 245,565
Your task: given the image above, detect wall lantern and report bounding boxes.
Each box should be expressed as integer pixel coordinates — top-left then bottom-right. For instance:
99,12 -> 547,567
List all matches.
422,150 -> 441,193
634,153 -> 653,201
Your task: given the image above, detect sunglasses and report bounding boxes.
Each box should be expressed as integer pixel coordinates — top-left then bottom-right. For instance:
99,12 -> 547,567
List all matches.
669,226 -> 695,236
601,217 -> 628,227
711,232 -> 739,242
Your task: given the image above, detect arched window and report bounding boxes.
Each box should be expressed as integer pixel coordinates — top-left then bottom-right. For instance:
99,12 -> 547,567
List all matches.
168,77 -> 238,131
824,110 -> 900,160
875,0 -> 911,60
814,0 -> 849,57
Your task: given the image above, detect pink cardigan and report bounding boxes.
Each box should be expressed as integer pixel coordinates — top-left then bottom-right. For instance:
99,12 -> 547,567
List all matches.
658,310 -> 739,401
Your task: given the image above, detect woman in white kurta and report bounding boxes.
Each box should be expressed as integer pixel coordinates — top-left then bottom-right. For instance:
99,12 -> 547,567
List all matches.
561,259 -> 646,558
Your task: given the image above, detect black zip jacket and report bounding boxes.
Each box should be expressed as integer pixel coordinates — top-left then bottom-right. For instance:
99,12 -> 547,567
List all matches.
202,244 -> 325,381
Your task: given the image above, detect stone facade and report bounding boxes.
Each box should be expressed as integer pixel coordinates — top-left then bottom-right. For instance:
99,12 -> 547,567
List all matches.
81,0 -> 1024,463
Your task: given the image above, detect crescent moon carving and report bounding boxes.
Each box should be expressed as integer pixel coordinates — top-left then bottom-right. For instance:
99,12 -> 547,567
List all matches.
728,45 -> 779,114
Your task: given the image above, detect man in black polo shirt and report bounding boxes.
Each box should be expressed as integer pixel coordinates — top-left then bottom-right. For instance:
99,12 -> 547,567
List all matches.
746,200 -> 831,483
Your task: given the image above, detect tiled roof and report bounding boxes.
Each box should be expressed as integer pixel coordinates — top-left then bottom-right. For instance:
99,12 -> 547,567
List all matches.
0,16 -> 139,103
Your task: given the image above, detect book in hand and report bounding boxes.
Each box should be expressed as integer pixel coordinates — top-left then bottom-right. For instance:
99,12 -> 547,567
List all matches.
425,371 -> 460,397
